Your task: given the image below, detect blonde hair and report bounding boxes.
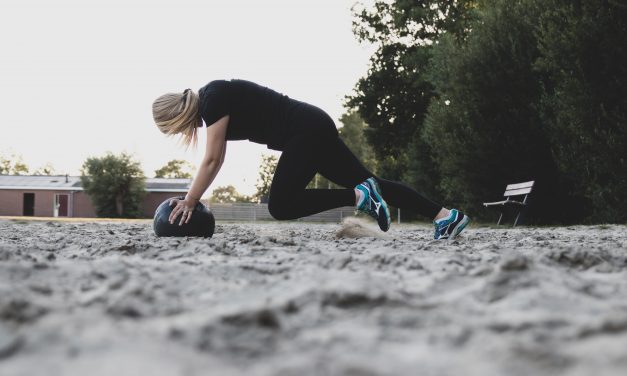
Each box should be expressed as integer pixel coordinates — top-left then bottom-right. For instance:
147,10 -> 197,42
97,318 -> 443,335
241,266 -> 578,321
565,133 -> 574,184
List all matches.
152,88 -> 200,147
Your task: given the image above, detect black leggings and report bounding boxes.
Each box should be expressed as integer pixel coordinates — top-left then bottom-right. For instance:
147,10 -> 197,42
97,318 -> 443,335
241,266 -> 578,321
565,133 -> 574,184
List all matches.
267,102 -> 442,220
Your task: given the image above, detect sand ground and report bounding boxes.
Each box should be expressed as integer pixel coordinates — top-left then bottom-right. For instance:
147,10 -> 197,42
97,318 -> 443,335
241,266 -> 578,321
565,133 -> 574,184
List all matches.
1,218 -> 626,376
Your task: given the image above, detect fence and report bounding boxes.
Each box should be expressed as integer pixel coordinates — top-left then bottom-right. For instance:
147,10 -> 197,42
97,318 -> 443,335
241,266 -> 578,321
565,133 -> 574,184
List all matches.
204,202 -> 356,222
205,202 -> 403,223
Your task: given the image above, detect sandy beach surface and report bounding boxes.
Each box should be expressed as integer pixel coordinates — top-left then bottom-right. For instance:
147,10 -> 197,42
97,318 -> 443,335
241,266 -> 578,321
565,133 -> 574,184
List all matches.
1,218 -> 626,376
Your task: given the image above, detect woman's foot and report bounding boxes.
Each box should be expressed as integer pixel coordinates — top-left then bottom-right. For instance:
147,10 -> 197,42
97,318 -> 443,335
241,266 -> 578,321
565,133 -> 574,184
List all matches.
355,177 -> 391,232
434,209 -> 470,240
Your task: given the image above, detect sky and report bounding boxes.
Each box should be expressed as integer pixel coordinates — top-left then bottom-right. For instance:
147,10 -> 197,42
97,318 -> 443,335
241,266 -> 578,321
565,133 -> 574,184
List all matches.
0,0 -> 375,197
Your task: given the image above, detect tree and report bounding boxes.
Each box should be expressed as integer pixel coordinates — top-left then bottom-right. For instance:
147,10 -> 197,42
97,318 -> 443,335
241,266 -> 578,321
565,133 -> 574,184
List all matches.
210,185 -> 252,203
346,43 -> 433,180
254,154 -> 278,203
80,153 -> 146,218
352,0 -> 477,46
350,0 -> 627,223
421,0 -> 566,222
32,163 -> 56,176
154,159 -> 195,179
0,153 -> 29,175
534,0 -> 627,222
417,0 -> 627,223
348,0 -> 477,180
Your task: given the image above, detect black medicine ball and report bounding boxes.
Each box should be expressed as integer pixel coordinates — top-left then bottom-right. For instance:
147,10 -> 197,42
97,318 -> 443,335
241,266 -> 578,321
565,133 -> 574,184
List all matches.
153,197 -> 215,237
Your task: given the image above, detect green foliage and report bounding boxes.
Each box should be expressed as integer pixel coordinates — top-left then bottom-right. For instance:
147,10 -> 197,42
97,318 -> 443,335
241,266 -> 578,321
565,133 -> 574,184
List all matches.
339,110 -> 378,173
352,0 -> 477,45
348,0 -> 477,181
80,153 -> 146,218
347,43 -> 434,180
534,0 -> 627,222
254,154 -> 278,203
423,1 -> 563,221
154,159 -> 195,179
404,130 -> 441,203
210,185 -> 252,203
351,0 -> 627,223
0,153 -> 29,175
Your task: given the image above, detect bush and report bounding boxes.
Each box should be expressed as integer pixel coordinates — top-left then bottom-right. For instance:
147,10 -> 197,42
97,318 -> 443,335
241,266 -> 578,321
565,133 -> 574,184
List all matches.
80,153 -> 146,218
535,0 -> 627,222
422,1 -> 569,223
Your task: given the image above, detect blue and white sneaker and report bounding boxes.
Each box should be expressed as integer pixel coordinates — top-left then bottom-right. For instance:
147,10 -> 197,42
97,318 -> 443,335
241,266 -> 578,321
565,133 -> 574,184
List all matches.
434,209 -> 470,240
355,177 -> 391,232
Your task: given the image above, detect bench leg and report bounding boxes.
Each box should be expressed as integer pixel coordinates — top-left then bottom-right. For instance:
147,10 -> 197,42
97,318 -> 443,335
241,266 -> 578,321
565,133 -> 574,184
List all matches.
514,211 -> 521,227
497,212 -> 503,226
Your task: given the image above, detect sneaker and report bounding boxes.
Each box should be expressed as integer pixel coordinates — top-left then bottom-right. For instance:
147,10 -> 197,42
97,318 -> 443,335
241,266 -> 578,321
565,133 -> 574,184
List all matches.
434,209 -> 470,240
355,177 -> 391,232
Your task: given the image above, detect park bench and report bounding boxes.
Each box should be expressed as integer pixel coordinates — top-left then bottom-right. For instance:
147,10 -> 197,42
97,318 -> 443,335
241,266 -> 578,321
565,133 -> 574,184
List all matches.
483,180 -> 534,226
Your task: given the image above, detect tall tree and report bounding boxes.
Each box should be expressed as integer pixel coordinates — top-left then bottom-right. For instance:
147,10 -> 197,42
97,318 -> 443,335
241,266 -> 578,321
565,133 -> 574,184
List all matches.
535,0 -> 627,222
348,0 -> 477,180
254,154 -> 278,203
350,0 -> 627,223
347,43 -> 433,180
154,159 -> 195,179
80,153 -> 146,218
421,0 -> 566,221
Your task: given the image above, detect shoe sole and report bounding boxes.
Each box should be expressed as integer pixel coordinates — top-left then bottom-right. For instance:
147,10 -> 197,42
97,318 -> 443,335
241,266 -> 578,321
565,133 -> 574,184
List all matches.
367,178 -> 391,232
449,215 -> 470,240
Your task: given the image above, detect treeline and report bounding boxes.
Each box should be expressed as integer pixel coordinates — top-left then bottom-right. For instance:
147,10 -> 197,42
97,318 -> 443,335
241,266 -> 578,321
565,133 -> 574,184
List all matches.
0,153 -> 55,175
349,0 -> 627,223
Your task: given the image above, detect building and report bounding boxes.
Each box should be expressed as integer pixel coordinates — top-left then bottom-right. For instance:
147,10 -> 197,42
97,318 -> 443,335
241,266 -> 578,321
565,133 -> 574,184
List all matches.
0,175 -> 191,218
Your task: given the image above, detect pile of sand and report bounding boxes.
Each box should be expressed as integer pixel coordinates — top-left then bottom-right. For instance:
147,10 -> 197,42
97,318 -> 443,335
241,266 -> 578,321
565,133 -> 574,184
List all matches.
1,218 -> 626,375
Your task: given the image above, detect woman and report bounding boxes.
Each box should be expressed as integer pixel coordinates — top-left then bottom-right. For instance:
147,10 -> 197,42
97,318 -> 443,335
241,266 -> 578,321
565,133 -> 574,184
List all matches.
152,79 -> 469,239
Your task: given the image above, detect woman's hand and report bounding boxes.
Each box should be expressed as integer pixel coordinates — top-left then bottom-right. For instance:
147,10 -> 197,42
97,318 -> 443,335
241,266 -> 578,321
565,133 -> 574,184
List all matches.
166,115 -> 228,227
168,197 -> 198,226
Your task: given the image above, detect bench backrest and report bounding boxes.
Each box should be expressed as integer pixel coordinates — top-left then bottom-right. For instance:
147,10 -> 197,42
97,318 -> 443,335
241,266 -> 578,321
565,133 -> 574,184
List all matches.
504,180 -> 534,198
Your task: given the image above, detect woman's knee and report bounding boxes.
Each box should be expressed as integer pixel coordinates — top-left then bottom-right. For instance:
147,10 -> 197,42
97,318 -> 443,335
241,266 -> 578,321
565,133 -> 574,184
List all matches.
267,196 -> 296,220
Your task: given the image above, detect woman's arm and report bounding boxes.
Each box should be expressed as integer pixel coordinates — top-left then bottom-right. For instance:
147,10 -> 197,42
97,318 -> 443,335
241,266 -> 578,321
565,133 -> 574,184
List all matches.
169,115 -> 229,225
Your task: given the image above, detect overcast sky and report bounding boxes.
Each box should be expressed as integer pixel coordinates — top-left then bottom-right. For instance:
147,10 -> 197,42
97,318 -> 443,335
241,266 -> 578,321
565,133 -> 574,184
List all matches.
0,0 -> 375,196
